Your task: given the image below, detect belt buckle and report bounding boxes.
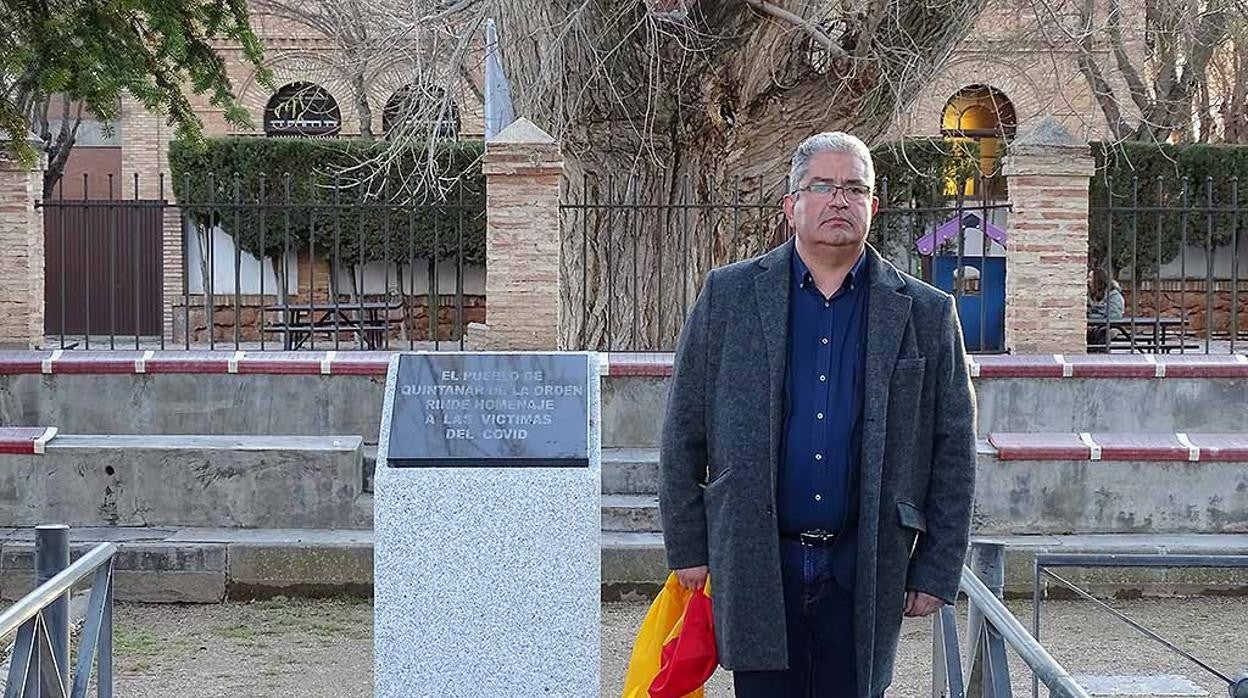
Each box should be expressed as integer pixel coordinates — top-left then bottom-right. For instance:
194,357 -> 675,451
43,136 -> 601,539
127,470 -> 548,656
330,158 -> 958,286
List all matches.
799,529 -> 835,546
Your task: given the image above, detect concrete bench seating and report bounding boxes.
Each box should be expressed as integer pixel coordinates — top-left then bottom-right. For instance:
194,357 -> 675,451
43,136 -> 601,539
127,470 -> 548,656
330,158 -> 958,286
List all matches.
0,428 -> 368,530
978,432 -> 1248,535
598,433 -> 1248,536
2,351 -> 1248,442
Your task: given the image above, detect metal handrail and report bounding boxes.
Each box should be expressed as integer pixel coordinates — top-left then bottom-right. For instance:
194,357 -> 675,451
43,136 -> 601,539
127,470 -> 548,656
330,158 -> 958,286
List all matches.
959,565 -> 1092,698
1033,552 -> 1248,698
0,543 -> 116,639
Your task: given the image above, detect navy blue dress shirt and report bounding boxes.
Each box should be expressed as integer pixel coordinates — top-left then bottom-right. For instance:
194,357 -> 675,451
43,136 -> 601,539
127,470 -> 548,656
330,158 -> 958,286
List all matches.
778,249 -> 869,537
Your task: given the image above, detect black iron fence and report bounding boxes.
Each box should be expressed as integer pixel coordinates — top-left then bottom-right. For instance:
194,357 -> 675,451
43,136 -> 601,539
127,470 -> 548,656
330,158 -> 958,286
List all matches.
561,174 -> 1009,352
38,173 -> 484,351
1089,176 -> 1246,354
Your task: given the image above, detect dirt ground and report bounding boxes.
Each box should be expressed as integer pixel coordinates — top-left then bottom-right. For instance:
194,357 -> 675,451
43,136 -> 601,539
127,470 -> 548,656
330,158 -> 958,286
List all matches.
108,596 -> 1247,697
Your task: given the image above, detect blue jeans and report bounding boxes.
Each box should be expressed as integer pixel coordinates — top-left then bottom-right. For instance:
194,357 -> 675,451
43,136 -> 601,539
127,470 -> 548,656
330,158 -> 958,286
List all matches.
734,538 -> 858,698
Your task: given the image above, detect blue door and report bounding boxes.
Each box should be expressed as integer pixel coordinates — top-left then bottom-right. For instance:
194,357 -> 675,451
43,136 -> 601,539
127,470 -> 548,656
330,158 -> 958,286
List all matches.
932,256 -> 1005,352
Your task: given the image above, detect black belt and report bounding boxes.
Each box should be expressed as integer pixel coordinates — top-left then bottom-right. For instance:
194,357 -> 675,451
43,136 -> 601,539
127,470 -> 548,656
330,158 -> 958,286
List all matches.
781,529 -> 842,547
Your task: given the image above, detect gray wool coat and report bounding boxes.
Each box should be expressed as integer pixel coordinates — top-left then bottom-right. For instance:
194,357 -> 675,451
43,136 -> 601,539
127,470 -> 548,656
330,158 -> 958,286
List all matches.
659,239 -> 977,696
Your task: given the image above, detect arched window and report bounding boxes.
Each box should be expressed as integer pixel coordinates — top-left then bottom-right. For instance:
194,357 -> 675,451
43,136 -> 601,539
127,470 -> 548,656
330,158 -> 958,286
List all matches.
264,82 -> 342,137
941,85 -> 1016,195
382,84 -> 460,138
941,85 -> 1017,138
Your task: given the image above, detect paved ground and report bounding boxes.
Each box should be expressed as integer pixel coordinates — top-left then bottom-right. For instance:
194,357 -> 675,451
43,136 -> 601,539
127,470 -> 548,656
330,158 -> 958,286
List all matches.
108,596 -> 1248,697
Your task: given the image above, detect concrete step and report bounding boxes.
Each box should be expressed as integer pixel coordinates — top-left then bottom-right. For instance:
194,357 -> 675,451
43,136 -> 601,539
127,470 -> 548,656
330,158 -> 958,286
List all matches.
603,531 -> 1248,600
0,435 -> 370,530
602,531 -> 667,601
976,435 -> 1248,534
601,448 -> 659,494
0,527 -> 374,603
363,443 -> 377,493
1075,674 -> 1209,697
1,528 -> 1243,604
601,494 -> 660,533
7,352 -> 1248,446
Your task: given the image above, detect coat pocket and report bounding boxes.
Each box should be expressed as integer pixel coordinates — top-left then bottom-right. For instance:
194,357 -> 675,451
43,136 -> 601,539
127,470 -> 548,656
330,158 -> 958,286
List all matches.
703,467 -> 732,489
897,500 -> 928,532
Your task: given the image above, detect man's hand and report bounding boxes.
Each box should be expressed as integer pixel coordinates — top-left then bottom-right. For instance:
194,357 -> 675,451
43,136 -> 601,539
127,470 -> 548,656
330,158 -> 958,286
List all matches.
904,591 -> 945,617
675,565 -> 709,591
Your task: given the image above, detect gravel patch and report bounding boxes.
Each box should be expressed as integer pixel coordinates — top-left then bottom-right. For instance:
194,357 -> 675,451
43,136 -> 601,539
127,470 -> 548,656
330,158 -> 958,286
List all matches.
107,596 -> 1247,697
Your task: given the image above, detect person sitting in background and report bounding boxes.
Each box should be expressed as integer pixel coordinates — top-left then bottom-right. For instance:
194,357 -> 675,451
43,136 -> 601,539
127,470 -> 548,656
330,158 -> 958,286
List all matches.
1087,267 -> 1124,351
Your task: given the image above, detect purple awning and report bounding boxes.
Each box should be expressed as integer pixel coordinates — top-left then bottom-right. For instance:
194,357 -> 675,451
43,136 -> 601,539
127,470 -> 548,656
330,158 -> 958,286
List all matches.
914,212 -> 1007,256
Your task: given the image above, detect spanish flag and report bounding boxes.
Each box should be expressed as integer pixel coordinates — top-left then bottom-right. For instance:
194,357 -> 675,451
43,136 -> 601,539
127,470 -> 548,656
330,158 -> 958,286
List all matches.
621,573 -> 717,698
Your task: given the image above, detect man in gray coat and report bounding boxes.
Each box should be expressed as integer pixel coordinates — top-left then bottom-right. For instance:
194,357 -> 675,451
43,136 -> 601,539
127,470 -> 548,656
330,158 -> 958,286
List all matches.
659,132 -> 976,697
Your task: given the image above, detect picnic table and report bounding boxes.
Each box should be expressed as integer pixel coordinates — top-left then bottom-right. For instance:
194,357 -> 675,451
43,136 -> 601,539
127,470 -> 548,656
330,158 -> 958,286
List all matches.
263,299 -> 404,350
1087,316 -> 1193,353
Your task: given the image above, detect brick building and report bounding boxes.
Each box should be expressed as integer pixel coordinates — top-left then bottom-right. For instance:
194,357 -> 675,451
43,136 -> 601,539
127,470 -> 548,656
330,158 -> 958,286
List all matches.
28,0 -> 1144,349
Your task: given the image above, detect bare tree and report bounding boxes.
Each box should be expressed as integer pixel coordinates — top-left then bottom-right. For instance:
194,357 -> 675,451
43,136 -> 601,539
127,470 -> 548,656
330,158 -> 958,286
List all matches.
504,1 -> 988,346
324,0 -> 992,347
1031,0 -> 1238,143
1201,20 -> 1248,142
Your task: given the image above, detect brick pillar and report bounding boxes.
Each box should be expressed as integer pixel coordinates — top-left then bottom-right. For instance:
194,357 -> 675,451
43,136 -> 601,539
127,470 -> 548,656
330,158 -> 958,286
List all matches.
120,96 -> 182,344
481,117 -> 563,350
1002,117 -> 1095,354
0,141 -> 46,348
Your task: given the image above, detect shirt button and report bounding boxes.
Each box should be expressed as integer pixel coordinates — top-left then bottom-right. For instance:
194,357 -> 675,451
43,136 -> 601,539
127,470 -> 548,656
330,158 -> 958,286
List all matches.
817,412 -> 824,420
824,301 -> 830,308
814,494 -> 822,501
819,374 -> 827,382
814,453 -> 823,461
822,338 -> 829,345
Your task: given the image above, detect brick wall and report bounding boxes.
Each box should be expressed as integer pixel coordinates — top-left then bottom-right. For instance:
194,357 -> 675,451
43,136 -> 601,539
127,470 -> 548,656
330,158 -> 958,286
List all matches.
171,293 -> 486,345
1122,282 -> 1248,336
0,151 -> 45,348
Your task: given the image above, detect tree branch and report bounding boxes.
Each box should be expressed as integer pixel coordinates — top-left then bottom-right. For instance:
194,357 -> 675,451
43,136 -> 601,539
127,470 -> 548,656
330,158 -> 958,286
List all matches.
420,0 -> 482,23
853,0 -> 890,59
742,0 -> 847,62
1106,0 -> 1153,113
1073,0 -> 1132,139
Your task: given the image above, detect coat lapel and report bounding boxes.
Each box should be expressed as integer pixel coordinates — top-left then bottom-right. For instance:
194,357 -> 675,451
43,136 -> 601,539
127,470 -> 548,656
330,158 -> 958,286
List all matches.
754,240 -> 793,479
862,245 -> 912,428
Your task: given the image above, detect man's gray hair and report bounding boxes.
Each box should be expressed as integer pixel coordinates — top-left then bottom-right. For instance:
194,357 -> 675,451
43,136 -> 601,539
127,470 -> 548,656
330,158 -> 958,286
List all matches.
788,132 -> 875,192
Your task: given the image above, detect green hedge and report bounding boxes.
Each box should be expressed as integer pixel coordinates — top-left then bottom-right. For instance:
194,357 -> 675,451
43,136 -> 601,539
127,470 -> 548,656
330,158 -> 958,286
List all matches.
1090,141 -> 1247,276
168,137 -> 486,265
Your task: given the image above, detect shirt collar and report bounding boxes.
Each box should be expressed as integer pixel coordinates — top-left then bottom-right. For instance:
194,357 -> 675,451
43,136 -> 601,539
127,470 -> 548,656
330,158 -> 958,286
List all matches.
792,247 -> 867,293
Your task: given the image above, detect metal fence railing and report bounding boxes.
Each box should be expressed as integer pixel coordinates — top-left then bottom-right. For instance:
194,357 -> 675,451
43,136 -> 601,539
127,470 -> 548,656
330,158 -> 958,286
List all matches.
1089,176 -> 1246,354
1033,553 -> 1248,698
933,542 -> 1091,698
0,526 -> 117,698
37,174 -> 484,352
561,174 -> 1010,353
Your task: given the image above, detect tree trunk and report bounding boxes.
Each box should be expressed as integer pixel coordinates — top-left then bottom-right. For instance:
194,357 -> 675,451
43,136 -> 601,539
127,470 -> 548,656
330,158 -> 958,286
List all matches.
1224,34 -> 1248,143
352,69 -> 375,140
496,0 -> 983,349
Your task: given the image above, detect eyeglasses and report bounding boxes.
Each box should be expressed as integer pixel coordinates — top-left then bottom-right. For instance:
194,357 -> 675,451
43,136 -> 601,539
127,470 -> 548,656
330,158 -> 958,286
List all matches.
793,182 -> 874,201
